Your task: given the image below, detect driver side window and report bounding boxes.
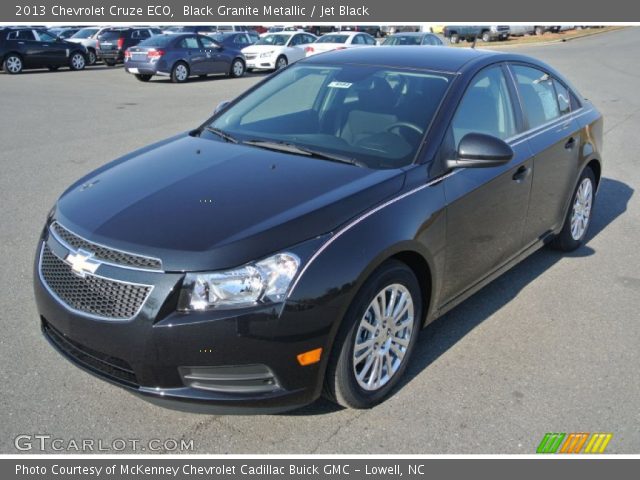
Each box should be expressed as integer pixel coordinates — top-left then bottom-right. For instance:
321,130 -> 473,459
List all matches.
450,65 -> 517,148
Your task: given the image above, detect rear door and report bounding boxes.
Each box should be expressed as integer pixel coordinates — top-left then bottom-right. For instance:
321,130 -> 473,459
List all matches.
198,35 -> 225,73
5,30 -> 39,66
178,35 -> 205,74
440,64 -> 534,304
508,64 -> 581,243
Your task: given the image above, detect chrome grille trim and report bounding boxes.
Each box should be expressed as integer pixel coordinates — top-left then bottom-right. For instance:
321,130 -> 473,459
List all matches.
38,243 -> 154,321
49,221 -> 163,272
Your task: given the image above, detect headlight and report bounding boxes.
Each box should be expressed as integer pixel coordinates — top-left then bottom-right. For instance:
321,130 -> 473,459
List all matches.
179,253 -> 300,311
259,51 -> 274,58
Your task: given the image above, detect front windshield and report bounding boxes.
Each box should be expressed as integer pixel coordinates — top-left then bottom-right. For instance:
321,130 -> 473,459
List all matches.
255,34 -> 289,46
317,35 -> 349,44
384,35 -> 423,46
208,64 -> 452,169
71,28 -> 98,39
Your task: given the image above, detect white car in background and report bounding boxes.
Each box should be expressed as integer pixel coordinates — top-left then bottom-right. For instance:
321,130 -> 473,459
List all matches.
242,32 -> 317,71
66,26 -> 109,65
304,32 -> 378,57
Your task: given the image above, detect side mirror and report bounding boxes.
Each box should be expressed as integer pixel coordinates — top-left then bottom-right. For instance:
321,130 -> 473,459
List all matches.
446,133 -> 513,169
213,101 -> 230,115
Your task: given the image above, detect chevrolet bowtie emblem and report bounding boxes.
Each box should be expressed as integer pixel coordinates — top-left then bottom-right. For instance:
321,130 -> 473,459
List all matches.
65,249 -> 101,277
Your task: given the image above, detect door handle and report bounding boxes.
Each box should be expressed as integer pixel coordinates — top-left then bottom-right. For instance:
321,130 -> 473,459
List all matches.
512,165 -> 531,183
564,137 -> 576,149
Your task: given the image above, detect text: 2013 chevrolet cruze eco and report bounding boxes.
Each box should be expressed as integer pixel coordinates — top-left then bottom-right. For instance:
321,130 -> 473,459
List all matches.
35,47 -> 603,412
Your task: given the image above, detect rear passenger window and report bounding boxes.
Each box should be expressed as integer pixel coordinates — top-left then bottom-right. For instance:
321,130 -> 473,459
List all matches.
512,65 -> 561,128
8,30 -> 36,40
180,37 -> 199,49
553,79 -> 571,115
451,65 -> 517,147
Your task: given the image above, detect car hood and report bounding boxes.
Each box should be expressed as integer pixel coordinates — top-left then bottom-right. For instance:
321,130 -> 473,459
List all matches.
242,45 -> 284,54
55,133 -> 404,272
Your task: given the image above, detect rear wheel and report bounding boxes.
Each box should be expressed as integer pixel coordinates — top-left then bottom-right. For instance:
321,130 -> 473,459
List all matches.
230,58 -> 245,78
135,74 -> 152,82
535,26 -> 545,36
450,33 -> 460,44
481,31 -> 491,42
550,168 -> 596,251
69,52 -> 86,71
3,54 -> 23,74
103,59 -> 116,67
324,260 -> 422,408
171,61 -> 189,83
275,55 -> 288,70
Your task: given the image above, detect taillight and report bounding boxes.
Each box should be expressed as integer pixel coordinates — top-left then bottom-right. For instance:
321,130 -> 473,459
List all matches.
96,40 -> 100,49
147,49 -> 165,59
305,46 -> 314,53
124,49 -> 131,60
117,37 -> 124,49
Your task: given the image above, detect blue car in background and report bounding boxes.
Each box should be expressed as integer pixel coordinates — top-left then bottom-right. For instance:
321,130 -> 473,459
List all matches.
124,33 -> 246,83
209,31 -> 259,49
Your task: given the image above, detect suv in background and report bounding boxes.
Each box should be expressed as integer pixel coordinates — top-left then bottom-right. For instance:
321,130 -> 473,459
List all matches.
443,25 -> 510,43
97,28 -> 159,66
0,27 -> 88,74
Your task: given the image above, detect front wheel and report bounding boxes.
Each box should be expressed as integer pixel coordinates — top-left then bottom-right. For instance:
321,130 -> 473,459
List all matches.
550,168 -> 596,251
69,52 -> 86,71
324,260 -> 422,408
230,58 -> 245,78
481,31 -> 491,42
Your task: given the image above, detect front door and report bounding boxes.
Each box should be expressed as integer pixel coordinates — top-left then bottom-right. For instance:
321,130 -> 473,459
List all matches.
440,65 -> 534,304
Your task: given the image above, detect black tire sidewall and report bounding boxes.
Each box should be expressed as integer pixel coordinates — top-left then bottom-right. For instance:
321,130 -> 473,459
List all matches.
328,260 -> 422,408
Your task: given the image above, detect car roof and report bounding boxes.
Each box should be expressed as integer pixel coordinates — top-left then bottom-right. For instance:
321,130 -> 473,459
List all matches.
389,32 -> 430,36
302,46 -> 503,73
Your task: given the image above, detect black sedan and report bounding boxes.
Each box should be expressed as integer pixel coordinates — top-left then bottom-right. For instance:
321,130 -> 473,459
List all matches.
0,28 -> 87,74
35,47 -> 603,412
208,32 -> 257,49
124,34 -> 246,83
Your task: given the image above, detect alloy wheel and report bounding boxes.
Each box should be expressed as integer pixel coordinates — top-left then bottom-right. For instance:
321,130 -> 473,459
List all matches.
570,177 -> 593,240
352,283 -> 414,391
6,56 -> 22,73
175,64 -> 188,81
233,60 -> 244,77
71,54 -> 85,70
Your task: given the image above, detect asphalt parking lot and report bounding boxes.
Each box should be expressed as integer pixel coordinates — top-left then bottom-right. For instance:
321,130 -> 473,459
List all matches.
1,27 -> 639,454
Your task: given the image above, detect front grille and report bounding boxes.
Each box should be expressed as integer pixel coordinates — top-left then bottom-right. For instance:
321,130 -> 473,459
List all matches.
50,222 -> 162,270
42,319 -> 139,387
39,244 -> 152,320
245,54 -> 257,60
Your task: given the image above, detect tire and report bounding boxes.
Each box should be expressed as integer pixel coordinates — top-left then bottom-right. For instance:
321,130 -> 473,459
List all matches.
275,55 -> 288,70
69,52 -> 86,71
535,26 -> 545,36
450,33 -> 460,44
170,61 -> 189,83
86,49 -> 97,65
230,58 -> 245,78
199,74 -> 207,79
481,31 -> 491,42
103,59 -> 116,67
3,54 -> 23,74
135,74 -> 152,82
323,260 -> 423,409
550,168 -> 596,251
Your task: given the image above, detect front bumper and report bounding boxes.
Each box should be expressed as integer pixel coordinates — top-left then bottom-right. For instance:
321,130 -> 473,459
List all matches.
245,57 -> 276,70
33,230 -> 334,413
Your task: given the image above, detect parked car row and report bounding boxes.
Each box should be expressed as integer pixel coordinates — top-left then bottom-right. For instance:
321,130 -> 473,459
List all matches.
441,25 -> 584,43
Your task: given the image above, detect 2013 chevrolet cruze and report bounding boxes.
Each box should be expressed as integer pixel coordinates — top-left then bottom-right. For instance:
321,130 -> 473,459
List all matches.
34,47 -> 603,412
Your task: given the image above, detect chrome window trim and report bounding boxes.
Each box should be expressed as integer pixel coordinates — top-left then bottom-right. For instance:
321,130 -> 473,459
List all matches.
506,108 -> 593,147
38,242 -> 154,322
49,221 -> 164,273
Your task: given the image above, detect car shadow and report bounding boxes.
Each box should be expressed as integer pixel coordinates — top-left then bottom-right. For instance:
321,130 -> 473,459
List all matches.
148,71 -> 269,84
1,65 -> 108,75
283,177 -> 633,416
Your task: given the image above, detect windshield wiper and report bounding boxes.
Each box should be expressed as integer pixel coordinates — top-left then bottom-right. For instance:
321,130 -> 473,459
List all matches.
242,140 -> 367,168
203,126 -> 239,144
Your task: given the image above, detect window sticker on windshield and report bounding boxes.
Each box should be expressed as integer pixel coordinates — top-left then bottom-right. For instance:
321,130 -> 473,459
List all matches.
328,81 -> 352,89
